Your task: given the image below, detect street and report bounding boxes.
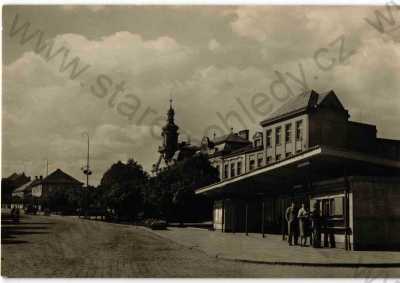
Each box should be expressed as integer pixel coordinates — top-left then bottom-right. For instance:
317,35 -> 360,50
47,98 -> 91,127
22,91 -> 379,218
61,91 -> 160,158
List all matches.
1,214 -> 398,277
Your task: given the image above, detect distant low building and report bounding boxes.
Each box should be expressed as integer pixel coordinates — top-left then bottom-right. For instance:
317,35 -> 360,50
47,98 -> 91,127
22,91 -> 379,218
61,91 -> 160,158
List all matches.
11,179 -> 35,209
2,172 -> 31,207
12,169 -> 83,211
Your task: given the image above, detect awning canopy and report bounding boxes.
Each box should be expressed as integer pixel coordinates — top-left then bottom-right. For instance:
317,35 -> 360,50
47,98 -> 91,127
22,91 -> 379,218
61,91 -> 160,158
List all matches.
195,146 -> 400,198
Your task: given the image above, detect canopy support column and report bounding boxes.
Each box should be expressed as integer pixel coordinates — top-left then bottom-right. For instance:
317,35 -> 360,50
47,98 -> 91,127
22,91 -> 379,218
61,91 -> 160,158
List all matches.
245,202 -> 248,236
262,200 -> 265,238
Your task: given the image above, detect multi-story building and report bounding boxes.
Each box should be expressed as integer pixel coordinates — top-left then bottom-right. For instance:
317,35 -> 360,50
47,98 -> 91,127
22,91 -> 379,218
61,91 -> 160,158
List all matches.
204,90 -> 400,181
196,90 -> 400,250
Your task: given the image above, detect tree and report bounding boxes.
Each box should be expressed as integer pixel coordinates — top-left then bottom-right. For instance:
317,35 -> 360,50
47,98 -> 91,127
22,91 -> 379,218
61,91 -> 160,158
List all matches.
99,159 -> 149,221
145,153 -> 219,222
42,186 -> 82,214
1,178 -> 14,204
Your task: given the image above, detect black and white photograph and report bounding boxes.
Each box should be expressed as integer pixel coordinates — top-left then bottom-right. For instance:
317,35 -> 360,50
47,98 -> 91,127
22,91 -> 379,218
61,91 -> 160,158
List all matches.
1,4 -> 400,278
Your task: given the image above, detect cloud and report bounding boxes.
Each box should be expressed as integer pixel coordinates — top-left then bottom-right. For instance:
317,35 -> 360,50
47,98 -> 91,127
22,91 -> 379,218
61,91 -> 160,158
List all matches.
208,39 -> 221,51
3,6 -> 400,185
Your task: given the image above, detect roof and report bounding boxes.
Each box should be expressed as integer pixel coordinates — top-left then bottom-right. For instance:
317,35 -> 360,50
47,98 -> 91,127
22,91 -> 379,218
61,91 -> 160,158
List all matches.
260,90 -> 342,126
13,180 -> 35,193
212,133 -> 251,145
42,169 -> 83,186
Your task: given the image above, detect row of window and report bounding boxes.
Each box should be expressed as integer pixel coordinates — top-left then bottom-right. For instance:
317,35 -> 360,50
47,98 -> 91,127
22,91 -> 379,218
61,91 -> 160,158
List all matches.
223,162 -> 242,179
220,156 -> 264,179
266,120 -> 303,147
219,148 -> 305,179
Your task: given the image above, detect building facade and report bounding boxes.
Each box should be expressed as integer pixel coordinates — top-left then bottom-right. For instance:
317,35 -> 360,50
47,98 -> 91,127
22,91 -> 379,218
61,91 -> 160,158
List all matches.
196,90 -> 400,251
12,169 -> 83,211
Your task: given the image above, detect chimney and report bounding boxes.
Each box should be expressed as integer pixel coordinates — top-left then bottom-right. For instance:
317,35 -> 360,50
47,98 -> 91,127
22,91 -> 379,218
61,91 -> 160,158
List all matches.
238,129 -> 249,140
35,176 -> 38,180
39,175 -> 43,180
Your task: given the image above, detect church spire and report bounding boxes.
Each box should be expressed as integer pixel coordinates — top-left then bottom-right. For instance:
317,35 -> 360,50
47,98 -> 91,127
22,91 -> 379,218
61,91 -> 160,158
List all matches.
168,98 -> 175,123
159,98 -> 179,164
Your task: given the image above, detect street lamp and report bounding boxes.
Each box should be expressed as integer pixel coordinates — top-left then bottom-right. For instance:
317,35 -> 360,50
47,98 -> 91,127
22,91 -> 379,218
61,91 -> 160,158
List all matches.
81,132 -> 92,188
81,132 -> 92,218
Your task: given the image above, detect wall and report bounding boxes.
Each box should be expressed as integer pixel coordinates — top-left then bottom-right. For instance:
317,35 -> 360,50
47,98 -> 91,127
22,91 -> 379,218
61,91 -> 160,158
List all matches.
346,122 -> 377,154
352,177 -> 400,250
377,138 -> 400,160
309,108 -> 348,149
31,184 -> 43,197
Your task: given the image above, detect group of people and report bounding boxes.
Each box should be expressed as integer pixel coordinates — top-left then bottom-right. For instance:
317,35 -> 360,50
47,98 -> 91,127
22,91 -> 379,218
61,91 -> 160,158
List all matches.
285,201 -> 322,248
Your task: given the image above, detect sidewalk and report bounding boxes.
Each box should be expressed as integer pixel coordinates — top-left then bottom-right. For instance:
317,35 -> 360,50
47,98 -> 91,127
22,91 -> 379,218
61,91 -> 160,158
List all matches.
144,227 -> 400,267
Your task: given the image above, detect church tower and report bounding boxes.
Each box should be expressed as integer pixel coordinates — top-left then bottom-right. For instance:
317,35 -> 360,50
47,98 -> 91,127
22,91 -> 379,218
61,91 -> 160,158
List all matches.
159,99 -> 179,164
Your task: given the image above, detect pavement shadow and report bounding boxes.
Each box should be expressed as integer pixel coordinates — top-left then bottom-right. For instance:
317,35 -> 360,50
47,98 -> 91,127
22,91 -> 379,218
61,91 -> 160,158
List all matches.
1,216 -> 52,245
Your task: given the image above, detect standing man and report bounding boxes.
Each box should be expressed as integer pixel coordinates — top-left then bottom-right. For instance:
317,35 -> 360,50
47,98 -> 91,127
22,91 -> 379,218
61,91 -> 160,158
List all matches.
311,201 -> 322,248
285,202 -> 297,246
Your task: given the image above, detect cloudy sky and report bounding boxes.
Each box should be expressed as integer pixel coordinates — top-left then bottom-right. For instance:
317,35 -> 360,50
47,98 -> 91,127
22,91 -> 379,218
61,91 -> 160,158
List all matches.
3,5 -> 400,185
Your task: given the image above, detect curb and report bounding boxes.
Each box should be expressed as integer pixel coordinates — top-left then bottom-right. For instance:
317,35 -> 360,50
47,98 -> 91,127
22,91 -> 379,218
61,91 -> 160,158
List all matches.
216,255 -> 400,268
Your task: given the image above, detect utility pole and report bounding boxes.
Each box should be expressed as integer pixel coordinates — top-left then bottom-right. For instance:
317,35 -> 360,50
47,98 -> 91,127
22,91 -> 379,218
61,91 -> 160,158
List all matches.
45,159 -> 49,177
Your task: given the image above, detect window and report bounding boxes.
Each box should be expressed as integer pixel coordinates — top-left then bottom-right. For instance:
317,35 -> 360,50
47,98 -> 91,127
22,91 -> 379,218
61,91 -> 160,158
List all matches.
296,120 -> 303,141
249,159 -> 256,171
266,130 -> 272,147
286,152 -> 292,158
266,156 -> 272,164
275,127 -> 282,145
276,154 -> 282,161
317,197 -> 344,218
254,139 -> 261,147
237,161 -> 242,175
285,124 -> 292,143
216,165 -> 220,176
257,155 -> 263,167
224,164 -> 229,179
230,163 -> 235,178
325,197 -> 344,217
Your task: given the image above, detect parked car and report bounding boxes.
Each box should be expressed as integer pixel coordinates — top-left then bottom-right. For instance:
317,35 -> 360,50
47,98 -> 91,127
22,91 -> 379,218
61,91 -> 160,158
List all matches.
24,205 -> 38,215
145,218 -> 167,230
